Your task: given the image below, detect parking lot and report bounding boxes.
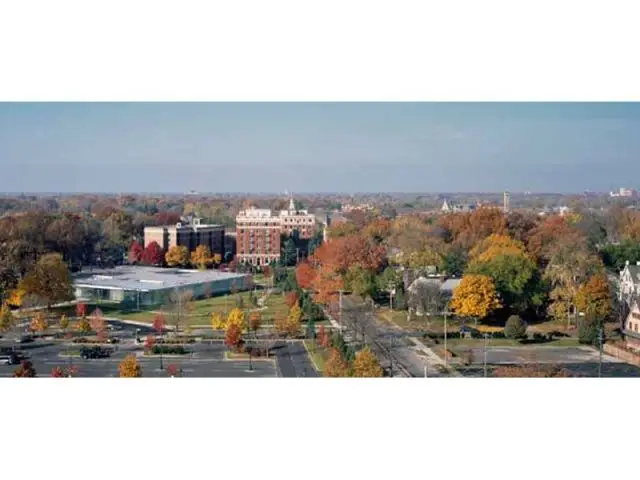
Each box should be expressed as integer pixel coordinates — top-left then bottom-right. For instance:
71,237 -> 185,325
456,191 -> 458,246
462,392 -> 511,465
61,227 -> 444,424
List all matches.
0,320 -> 318,378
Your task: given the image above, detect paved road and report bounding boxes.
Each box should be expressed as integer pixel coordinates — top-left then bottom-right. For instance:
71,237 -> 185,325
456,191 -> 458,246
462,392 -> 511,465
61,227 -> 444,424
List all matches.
272,341 -> 318,378
340,296 -> 442,377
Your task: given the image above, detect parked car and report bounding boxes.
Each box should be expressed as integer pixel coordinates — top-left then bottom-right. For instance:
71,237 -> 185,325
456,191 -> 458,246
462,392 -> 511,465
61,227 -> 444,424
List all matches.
15,334 -> 34,344
0,353 -> 21,365
80,346 -> 112,359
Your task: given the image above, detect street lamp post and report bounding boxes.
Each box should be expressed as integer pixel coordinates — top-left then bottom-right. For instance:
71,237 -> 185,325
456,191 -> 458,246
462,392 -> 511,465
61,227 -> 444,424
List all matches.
483,333 -> 489,378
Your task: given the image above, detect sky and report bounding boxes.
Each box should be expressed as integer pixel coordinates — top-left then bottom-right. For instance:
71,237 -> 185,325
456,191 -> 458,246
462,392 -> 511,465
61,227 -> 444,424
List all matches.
0,102 -> 639,194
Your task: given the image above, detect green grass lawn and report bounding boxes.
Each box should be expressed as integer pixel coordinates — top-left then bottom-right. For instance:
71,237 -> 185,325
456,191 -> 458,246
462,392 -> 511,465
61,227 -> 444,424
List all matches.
109,291 -> 291,326
444,337 -> 581,351
303,340 -> 329,373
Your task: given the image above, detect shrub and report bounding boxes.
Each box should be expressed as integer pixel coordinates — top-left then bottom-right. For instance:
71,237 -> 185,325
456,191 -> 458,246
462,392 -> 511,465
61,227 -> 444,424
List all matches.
151,345 -> 188,355
578,317 -> 601,345
504,315 -> 527,339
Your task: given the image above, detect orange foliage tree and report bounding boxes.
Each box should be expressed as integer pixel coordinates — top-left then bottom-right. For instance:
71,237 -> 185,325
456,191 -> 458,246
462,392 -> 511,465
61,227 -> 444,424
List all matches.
225,322 -> 243,351
119,354 -> 142,377
284,291 -> 298,308
324,348 -> 350,377
575,274 -> 613,319
295,262 -> 317,289
352,347 -> 383,377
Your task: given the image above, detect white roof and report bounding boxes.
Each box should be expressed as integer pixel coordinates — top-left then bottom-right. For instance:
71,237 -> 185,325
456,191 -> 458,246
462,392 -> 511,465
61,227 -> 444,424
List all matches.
73,266 -> 250,292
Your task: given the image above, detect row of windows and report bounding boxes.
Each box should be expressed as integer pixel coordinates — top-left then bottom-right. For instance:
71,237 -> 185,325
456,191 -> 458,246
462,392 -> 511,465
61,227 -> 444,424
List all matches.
628,321 -> 639,333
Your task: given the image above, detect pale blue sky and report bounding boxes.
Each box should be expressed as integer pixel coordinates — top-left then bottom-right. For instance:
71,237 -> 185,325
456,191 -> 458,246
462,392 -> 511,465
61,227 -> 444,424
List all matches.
0,103 -> 638,193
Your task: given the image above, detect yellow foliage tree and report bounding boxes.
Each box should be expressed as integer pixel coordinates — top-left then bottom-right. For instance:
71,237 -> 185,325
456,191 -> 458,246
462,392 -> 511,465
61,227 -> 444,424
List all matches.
59,314 -> 70,331
274,312 -> 289,336
7,288 -> 26,308
286,304 -> 302,336
119,354 -> 142,377
30,312 -> 48,333
211,312 -> 226,330
76,316 -> 91,333
324,348 -> 350,377
191,245 -> 213,270
450,274 -> 501,323
0,304 -> 15,332
213,253 -> 222,265
226,308 -> 246,332
470,234 -> 527,263
352,347 -> 384,377
165,245 -> 190,267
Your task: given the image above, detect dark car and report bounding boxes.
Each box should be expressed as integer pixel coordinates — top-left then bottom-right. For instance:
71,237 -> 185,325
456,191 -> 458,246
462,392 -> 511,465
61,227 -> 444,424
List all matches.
80,346 -> 112,359
15,334 -> 35,344
0,353 -> 21,366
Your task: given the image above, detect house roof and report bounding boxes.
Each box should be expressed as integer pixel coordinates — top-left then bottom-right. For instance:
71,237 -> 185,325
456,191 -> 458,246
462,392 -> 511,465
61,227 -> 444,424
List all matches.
407,276 -> 461,294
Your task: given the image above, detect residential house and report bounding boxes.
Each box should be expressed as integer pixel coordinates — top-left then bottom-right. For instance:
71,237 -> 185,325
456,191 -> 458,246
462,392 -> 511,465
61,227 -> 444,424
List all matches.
620,260 -> 640,307
623,300 -> 640,350
406,276 -> 461,317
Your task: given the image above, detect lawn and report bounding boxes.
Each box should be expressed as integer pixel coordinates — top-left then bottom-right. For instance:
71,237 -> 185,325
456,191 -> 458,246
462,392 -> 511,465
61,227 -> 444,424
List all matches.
112,291 -> 291,326
444,337 -> 581,351
303,340 -> 329,373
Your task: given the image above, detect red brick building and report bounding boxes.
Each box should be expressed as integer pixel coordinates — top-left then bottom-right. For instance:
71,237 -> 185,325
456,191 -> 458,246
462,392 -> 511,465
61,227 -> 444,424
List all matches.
235,198 -> 317,266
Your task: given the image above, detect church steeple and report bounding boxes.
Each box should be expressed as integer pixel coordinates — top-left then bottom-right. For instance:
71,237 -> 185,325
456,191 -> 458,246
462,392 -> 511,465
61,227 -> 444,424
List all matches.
289,195 -> 295,211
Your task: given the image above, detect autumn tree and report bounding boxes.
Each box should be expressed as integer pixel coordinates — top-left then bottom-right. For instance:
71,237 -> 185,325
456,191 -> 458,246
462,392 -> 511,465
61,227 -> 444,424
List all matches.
311,267 -> 344,306
324,348 -> 350,377
76,301 -> 87,319
119,354 -> 142,377
30,312 -> 48,334
466,234 -> 538,312
284,292 -> 299,308
351,347 -> 384,377
19,253 -> 73,309
59,314 -> 69,331
76,316 -> 91,334
226,308 -> 246,332
0,304 -> 15,333
286,304 -> 302,336
450,274 -> 501,324
90,308 -> 107,341
51,366 -> 77,378
249,311 -> 262,333
13,360 -> 36,377
51,366 -> 65,378
225,322 -> 243,351
211,312 -> 225,331
165,245 -> 190,267
191,245 -> 214,270
141,241 -> 164,266
575,274 -> 612,320
128,240 -> 144,264
295,262 -> 316,290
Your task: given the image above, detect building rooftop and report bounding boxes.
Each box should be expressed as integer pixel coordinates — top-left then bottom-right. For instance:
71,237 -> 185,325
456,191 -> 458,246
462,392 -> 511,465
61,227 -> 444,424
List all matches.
73,266 -> 250,292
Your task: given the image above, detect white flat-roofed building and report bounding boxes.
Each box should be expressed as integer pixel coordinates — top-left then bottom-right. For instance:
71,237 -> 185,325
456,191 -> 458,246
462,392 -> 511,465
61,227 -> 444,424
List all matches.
73,266 -> 251,309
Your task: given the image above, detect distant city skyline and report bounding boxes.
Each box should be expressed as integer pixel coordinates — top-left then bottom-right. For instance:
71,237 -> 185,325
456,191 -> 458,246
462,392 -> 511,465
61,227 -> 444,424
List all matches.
1,102 -> 639,194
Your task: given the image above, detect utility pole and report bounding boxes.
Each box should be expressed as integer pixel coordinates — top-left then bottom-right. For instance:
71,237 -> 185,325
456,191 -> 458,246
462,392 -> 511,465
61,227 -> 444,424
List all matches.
483,333 -> 489,378
444,309 -> 448,368
598,326 -> 604,378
